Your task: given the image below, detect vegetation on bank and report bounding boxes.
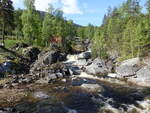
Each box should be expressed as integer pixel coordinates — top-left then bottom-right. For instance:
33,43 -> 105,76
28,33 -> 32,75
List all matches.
0,0 -> 150,61
92,0 -> 150,60
0,0 -> 96,53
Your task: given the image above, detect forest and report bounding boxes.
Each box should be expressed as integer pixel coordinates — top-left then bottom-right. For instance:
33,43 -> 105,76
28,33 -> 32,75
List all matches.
0,0 -> 150,113
0,0 -> 150,61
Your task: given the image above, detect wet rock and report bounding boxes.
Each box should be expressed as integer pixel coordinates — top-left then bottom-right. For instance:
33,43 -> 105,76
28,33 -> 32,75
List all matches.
116,57 -> 141,77
85,58 -> 109,75
0,61 -> 28,75
68,66 -> 81,75
22,47 -> 40,63
0,61 -> 17,74
81,83 -> 103,92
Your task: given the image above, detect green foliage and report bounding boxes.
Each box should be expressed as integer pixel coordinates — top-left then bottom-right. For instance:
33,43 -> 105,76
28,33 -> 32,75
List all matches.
14,9 -> 23,39
0,0 -> 14,47
21,0 -> 41,45
92,29 -> 108,59
4,39 -> 22,48
92,0 -> 150,60
77,24 -> 96,39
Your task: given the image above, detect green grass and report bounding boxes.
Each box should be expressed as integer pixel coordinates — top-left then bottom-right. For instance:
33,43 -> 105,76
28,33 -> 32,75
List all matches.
4,39 -> 22,49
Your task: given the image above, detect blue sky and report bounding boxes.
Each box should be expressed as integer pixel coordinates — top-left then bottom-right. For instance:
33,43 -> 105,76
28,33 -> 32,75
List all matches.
12,0 -> 147,26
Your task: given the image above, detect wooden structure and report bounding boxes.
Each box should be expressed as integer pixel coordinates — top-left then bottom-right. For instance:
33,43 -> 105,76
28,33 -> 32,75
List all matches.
50,36 -> 62,44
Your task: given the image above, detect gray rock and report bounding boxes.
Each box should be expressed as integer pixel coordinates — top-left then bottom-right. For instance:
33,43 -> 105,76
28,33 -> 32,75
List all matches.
143,58 -> 150,67
43,51 -> 58,65
116,57 -> 141,77
128,66 -> 150,87
75,59 -> 87,67
69,66 -> 81,75
56,73 -> 63,78
47,73 -> 57,81
85,58 -> 109,75
34,91 -> 49,99
78,51 -> 91,59
43,51 -> 66,65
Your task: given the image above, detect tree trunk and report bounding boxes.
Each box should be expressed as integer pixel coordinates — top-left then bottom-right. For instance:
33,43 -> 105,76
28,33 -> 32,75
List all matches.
2,22 -> 5,47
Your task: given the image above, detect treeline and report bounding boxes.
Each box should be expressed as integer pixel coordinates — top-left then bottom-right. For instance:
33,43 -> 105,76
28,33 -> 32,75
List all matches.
92,0 -> 150,60
0,0 -> 96,52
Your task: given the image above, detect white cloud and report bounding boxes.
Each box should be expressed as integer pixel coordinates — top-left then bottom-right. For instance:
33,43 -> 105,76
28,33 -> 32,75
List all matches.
12,0 -> 83,14
61,0 -> 83,14
35,0 -> 58,11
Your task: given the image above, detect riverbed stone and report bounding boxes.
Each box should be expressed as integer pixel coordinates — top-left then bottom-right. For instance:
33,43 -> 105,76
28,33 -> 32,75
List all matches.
22,46 -> 40,63
81,83 -> 103,92
43,51 -> 66,65
85,58 -> 109,75
77,51 -> 91,59
127,66 -> 150,87
56,73 -> 63,78
34,91 -> 49,99
47,73 -> 57,81
116,57 -> 141,77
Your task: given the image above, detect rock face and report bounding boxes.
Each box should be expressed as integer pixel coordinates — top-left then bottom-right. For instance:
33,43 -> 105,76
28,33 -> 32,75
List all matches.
30,51 -> 67,76
116,57 -> 141,77
0,61 -> 29,77
85,58 -> 110,75
22,47 -> 40,63
113,57 -> 150,87
43,51 -> 67,65
128,66 -> 150,87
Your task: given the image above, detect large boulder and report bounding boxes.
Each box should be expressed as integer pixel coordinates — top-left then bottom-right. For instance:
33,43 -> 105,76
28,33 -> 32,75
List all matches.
128,66 -> 150,87
22,47 -> 40,63
116,58 -> 141,77
143,58 -> 150,67
85,58 -> 109,75
0,61 -> 28,75
43,51 -> 67,65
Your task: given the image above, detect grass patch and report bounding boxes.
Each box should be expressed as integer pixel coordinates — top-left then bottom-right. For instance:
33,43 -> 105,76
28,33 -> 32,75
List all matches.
4,39 -> 22,49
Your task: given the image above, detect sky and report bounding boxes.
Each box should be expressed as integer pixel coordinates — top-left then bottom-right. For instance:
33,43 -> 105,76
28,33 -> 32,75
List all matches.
12,0 -> 147,26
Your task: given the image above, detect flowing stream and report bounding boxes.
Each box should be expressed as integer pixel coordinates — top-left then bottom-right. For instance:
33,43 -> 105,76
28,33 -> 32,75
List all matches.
0,54 -> 150,113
